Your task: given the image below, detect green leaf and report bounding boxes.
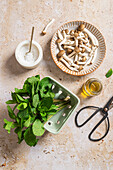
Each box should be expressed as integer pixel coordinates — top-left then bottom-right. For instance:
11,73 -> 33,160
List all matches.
24,116 -> 35,127
106,68 -> 113,78
15,127 -> 22,139
7,105 -> 16,119
47,111 -> 57,116
15,88 -> 27,94
11,123 -> 18,128
44,92 -> 55,98
17,103 -> 27,110
32,83 -> 35,96
42,117 -> 47,122
23,83 -> 31,95
40,112 -> 46,117
6,100 -> 16,104
11,92 -> 17,103
31,107 -> 37,114
3,119 -> 13,133
15,127 -> 23,143
27,76 -> 39,84
17,108 -> 29,119
32,119 -> 45,136
41,97 -> 53,109
24,127 -> 38,146
50,104 -> 58,110
39,77 -> 50,88
32,94 -> 39,108
16,94 -> 25,102
13,104 -> 18,111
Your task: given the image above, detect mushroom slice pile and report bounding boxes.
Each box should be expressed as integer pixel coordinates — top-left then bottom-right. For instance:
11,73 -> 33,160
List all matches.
56,24 -> 99,72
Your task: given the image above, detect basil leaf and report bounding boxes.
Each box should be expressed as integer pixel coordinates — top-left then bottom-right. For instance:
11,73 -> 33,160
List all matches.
24,127 -> 38,146
15,88 -> 27,94
15,127 -> 22,140
6,100 -> 16,104
39,77 -> 50,88
24,116 -> 35,127
11,92 -> 17,103
32,83 -> 35,97
106,68 -> 113,78
17,103 -> 27,110
32,119 -> 45,136
32,94 -> 39,108
17,108 -> 29,119
7,105 -> 16,119
41,97 -> 53,109
27,76 -> 39,84
16,94 -> 25,102
3,119 -> 13,133
47,111 -> 57,116
40,112 -> 46,117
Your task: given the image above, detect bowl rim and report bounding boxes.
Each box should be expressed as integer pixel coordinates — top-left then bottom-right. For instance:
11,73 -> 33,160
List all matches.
50,20 -> 106,76
15,40 -> 43,69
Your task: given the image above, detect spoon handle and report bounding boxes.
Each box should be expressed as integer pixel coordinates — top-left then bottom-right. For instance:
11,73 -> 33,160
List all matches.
29,26 -> 34,52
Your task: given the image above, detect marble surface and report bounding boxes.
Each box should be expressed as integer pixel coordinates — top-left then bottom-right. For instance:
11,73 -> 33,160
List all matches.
0,0 -> 113,169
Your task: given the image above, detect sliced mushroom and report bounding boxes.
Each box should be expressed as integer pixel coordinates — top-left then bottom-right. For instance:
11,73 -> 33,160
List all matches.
71,63 -> 79,69
56,39 -> 62,43
42,19 -> 55,35
67,51 -> 76,58
58,50 -> 65,57
74,47 -> 80,53
63,40 -> 75,46
58,30 -> 63,40
57,43 -> 64,50
90,48 -> 98,64
78,24 -> 85,31
84,28 -> 99,46
67,48 -> 73,54
65,29 -> 69,34
60,58 -> 79,72
56,24 -> 98,72
79,53 -> 89,61
62,30 -> 66,39
78,65 -> 84,71
74,54 -> 78,62
70,30 -> 75,35
79,44 -> 91,53
63,45 -> 75,50
74,32 -> 79,37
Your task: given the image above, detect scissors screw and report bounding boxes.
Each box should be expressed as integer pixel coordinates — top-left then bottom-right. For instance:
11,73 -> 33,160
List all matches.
104,108 -> 108,112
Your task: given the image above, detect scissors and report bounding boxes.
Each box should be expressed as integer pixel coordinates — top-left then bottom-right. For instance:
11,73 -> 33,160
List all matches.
75,96 -> 113,142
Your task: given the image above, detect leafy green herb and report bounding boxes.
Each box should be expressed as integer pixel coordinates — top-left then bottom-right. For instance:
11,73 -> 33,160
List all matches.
24,127 -> 38,146
3,75 -> 70,146
32,119 -> 45,136
32,94 -> 39,108
106,68 -> 113,78
3,119 -> 13,133
7,105 -> 16,119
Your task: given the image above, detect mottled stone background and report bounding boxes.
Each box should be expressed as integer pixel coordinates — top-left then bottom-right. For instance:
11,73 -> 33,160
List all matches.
0,0 -> 113,169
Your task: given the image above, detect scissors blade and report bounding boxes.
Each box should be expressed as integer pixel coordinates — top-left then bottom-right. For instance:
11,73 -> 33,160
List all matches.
103,96 -> 113,111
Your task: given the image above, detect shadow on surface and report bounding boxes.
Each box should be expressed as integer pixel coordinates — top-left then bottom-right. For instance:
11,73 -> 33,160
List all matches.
5,53 -> 30,76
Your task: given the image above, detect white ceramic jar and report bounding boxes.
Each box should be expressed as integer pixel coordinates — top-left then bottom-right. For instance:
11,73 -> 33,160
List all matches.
15,40 -> 43,69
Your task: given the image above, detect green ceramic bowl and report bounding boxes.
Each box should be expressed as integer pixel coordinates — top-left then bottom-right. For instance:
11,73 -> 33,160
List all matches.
44,76 -> 80,134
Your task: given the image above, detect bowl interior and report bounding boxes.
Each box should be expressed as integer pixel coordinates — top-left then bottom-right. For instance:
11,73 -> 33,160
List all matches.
50,21 -> 106,76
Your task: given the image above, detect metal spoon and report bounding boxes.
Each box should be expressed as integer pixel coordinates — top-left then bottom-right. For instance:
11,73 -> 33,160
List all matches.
25,26 -> 34,56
